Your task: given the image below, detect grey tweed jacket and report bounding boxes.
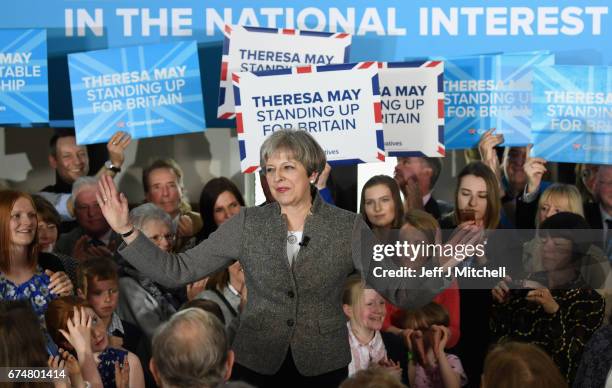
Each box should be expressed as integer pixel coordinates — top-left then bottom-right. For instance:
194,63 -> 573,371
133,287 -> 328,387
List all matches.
118,191 -> 444,376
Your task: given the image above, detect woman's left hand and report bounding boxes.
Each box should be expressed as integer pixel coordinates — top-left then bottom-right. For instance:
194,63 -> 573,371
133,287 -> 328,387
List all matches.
46,270 -> 73,296
526,288 -> 559,314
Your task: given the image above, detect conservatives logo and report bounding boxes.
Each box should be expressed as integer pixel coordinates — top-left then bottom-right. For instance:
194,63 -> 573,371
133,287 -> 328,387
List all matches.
116,121 -> 125,128
572,143 -> 581,150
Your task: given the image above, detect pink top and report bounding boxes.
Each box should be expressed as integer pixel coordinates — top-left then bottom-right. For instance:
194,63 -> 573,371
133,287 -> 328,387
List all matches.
414,354 -> 467,388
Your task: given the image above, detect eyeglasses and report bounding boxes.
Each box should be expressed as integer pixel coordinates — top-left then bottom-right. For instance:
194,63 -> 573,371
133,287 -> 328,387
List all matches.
149,234 -> 175,244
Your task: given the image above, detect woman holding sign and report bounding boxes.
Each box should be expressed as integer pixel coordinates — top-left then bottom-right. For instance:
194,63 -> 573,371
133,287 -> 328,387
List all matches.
95,129 -> 450,387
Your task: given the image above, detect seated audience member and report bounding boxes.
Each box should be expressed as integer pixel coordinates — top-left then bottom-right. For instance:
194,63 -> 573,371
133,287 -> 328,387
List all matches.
196,177 -> 245,243
482,342 -> 568,388
39,129 -> 130,230
394,157 -> 452,219
573,316 -> 612,388
195,261 -> 244,332
32,194 -> 79,285
342,276 -> 403,379
150,308 -> 234,388
117,204 -> 182,340
46,296 -> 144,388
142,159 -> 202,252
76,257 -> 144,351
491,212 -> 604,384
180,299 -> 226,325
0,191 -> 73,326
575,163 -> 600,204
55,177 -> 121,259
339,366 -> 408,388
381,210 -> 460,349
0,300 -> 53,375
521,183 -> 610,289
398,303 -> 467,388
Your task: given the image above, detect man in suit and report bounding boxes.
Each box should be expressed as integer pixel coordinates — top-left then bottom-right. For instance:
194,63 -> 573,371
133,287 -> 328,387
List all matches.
586,165 -> 612,260
55,176 -> 121,259
394,156 -> 452,220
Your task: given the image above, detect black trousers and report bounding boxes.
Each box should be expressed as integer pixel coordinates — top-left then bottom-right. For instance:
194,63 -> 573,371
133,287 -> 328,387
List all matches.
231,349 -> 348,388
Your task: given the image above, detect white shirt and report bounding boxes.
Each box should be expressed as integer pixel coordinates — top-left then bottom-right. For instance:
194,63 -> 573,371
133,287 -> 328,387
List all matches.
347,321 -> 387,376
286,231 -> 303,267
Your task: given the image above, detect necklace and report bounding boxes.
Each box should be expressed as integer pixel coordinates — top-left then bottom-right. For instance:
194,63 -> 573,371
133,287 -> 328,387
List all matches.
287,232 -> 298,244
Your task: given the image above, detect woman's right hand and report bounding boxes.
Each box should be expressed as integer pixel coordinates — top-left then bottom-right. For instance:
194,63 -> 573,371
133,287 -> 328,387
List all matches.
492,276 -> 512,303
524,144 -> 547,194
96,175 -> 132,235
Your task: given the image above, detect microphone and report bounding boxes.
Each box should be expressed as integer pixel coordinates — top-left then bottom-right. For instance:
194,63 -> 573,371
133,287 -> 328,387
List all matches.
299,236 -> 311,247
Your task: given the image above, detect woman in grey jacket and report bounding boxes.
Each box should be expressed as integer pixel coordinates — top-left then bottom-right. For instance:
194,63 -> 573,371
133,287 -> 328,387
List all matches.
96,129 -> 453,387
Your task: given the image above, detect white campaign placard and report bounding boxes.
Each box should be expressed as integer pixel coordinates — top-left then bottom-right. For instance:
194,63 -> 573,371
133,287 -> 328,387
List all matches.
218,25 -> 351,119
233,62 -> 384,173
380,61 -> 445,157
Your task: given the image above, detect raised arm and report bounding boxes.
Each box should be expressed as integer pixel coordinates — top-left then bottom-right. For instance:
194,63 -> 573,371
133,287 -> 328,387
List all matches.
97,174 -> 239,287
351,216 -> 447,309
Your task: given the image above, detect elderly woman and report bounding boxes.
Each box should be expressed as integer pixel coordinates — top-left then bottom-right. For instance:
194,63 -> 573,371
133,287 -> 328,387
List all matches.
491,212 -> 604,384
116,203 -> 182,340
97,129 -> 446,386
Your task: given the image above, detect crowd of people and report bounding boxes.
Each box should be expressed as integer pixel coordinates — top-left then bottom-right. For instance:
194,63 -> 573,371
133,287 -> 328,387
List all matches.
0,127 -> 611,388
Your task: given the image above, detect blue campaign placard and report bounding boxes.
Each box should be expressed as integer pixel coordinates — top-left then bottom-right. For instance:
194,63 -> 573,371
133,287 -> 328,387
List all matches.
444,52 -> 555,150
531,65 -> 612,165
0,29 -> 48,124
443,55 -> 497,150
68,41 -> 205,145
494,52 -> 555,147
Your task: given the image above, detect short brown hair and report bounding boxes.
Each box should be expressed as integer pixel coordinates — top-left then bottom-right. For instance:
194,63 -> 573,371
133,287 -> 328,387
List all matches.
32,194 -> 61,227
397,302 -> 449,330
76,257 -> 119,297
482,342 -> 567,388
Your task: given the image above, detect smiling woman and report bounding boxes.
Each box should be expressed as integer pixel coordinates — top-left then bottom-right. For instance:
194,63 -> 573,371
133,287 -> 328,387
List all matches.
96,129 -> 447,387
0,190 -> 73,325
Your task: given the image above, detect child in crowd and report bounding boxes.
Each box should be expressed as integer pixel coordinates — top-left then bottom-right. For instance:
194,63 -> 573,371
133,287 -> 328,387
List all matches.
342,275 -> 402,378
76,257 -> 144,351
45,296 -> 145,388
399,303 -> 467,388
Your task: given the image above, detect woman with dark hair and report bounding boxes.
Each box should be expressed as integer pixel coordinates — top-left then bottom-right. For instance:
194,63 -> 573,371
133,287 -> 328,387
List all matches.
196,177 -> 245,243
491,212 -> 604,384
0,190 -> 73,325
31,194 -> 80,286
359,175 -> 404,239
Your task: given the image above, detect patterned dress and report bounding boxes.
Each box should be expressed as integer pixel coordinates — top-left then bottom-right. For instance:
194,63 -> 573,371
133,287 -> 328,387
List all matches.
490,275 -> 604,384
97,347 -> 128,388
0,267 -> 57,325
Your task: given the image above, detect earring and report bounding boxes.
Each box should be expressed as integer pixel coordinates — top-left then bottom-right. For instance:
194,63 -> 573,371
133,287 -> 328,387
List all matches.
310,180 -> 315,184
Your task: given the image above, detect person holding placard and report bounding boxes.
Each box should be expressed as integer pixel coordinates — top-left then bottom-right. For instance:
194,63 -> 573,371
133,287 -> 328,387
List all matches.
39,129 -> 131,232
95,129 -> 453,387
